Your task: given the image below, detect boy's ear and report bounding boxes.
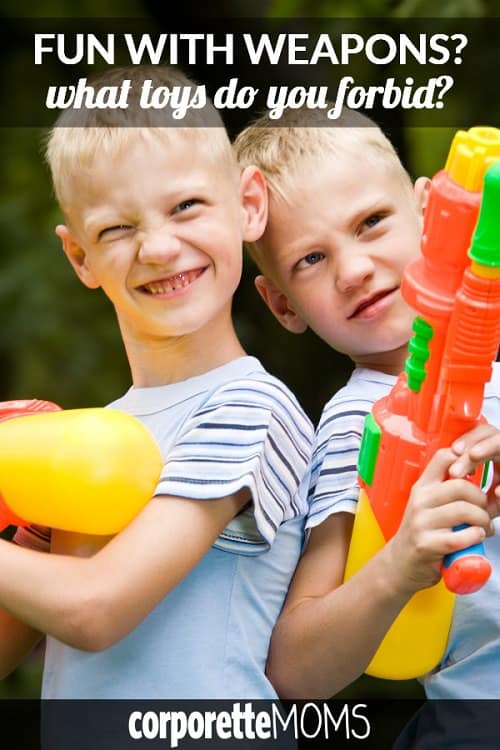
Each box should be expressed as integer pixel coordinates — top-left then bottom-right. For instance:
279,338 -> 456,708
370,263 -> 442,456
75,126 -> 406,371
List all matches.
239,166 -> 268,243
55,225 -> 100,289
414,176 -> 431,214
254,275 -> 307,334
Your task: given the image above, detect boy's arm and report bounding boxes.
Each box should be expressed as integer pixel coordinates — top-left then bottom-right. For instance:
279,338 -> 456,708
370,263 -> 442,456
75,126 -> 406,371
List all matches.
0,609 -> 42,679
266,512 -> 411,699
266,445 -> 493,699
0,489 -> 249,652
0,531 -> 48,678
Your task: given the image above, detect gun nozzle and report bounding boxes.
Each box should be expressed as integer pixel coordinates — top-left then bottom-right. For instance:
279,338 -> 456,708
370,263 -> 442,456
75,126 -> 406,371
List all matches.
469,161 -> 500,270
445,126 -> 500,192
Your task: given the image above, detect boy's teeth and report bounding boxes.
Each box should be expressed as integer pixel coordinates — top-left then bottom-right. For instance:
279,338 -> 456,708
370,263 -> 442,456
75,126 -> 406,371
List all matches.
146,273 -> 191,294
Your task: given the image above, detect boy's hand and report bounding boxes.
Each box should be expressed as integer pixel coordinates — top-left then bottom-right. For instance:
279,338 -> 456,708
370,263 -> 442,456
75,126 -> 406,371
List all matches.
448,423 -> 500,520
387,446 -> 493,597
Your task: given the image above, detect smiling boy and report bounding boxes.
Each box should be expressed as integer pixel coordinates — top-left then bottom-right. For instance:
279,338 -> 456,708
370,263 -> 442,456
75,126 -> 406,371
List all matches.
0,66 -> 314,700
56,130 -> 248,382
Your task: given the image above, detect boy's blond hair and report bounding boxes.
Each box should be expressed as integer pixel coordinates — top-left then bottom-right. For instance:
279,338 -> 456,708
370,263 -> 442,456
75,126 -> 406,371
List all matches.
234,107 -> 413,199
46,65 -> 236,215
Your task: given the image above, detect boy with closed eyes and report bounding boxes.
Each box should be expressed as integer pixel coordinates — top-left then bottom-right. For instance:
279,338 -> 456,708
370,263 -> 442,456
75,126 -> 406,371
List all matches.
0,66 -> 314,701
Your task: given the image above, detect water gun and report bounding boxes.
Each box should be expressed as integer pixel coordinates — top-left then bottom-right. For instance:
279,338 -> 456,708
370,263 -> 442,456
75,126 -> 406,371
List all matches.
344,126 -> 500,680
0,398 -> 163,535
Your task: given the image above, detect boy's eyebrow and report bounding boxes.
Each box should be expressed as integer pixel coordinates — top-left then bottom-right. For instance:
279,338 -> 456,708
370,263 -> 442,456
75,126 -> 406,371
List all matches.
272,194 -> 394,265
278,235 -> 321,263
82,210 -> 121,236
344,195 -> 393,229
81,180 -> 215,232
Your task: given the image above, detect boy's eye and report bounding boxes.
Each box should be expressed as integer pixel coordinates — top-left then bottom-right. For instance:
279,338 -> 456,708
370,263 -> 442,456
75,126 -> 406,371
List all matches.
296,251 -> 325,269
364,213 -> 383,229
174,199 -> 198,213
98,225 -> 133,241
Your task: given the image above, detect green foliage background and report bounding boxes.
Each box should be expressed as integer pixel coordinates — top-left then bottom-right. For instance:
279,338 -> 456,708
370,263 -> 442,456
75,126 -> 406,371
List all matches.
0,0 -> 497,701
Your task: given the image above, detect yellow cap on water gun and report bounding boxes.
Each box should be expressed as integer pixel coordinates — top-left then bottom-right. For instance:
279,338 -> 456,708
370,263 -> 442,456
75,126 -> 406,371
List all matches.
445,126 -> 500,191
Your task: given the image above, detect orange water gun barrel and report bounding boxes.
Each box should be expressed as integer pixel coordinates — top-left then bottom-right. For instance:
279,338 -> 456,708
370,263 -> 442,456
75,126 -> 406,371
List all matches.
362,128 -> 500,546
403,127 -> 500,437
437,161 -> 500,592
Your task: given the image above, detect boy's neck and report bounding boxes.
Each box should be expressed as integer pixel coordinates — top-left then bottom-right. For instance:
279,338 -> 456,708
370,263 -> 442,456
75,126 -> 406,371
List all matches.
122,325 -> 247,388
352,343 -> 409,377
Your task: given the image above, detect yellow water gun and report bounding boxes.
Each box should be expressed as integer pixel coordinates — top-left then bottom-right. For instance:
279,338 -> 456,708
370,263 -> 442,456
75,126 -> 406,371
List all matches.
0,399 -> 162,535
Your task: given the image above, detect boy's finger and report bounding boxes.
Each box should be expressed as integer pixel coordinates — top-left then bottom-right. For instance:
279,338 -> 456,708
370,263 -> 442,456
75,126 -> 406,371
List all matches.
468,434 -> 500,462
448,453 -> 483,478
438,525 -> 488,555
452,424 -> 500,455
487,486 -> 500,519
450,440 -> 500,478
415,448 -> 462,486
430,498 -> 491,529
421,477 -> 489,511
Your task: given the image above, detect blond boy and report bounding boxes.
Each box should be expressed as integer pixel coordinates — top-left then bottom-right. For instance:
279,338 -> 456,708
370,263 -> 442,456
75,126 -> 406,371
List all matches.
234,110 -> 500,700
0,66 -> 314,699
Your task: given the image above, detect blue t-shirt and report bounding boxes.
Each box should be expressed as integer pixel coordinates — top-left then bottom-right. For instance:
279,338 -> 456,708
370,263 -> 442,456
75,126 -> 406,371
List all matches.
17,356 -> 314,698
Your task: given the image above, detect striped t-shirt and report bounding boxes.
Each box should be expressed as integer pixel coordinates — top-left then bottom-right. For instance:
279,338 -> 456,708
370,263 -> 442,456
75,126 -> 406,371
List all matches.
18,356 -> 314,698
306,367 -> 396,529
16,356 -> 313,554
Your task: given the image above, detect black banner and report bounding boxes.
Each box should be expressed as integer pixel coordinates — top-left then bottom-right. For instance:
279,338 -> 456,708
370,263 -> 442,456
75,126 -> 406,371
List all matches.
1,17 -> 499,129
4,699 -> 500,749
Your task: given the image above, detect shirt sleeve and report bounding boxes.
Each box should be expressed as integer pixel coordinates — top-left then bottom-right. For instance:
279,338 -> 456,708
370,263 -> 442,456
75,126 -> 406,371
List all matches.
155,376 -> 314,554
306,403 -> 369,530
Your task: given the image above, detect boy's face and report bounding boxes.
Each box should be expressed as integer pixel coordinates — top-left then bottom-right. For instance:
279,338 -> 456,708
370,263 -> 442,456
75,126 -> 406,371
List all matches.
254,152 -> 429,374
57,133 -> 265,350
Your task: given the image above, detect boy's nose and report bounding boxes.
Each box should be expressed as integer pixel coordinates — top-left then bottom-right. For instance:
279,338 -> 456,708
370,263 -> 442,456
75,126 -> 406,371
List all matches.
334,249 -> 375,294
137,227 -> 182,264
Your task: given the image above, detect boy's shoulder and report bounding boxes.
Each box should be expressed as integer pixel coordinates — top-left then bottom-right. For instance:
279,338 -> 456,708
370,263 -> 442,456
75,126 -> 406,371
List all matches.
192,360 -> 315,469
207,360 -> 313,426
317,367 -> 396,433
110,356 -> 311,419
109,355 -> 314,463
315,359 -> 500,443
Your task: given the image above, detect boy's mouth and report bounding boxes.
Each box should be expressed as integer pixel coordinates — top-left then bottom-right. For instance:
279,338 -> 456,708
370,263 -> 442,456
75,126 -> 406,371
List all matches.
348,287 -> 399,319
139,267 -> 206,295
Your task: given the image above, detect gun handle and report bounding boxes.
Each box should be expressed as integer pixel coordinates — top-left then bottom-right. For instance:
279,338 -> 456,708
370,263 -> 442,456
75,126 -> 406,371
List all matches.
442,524 -> 491,594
